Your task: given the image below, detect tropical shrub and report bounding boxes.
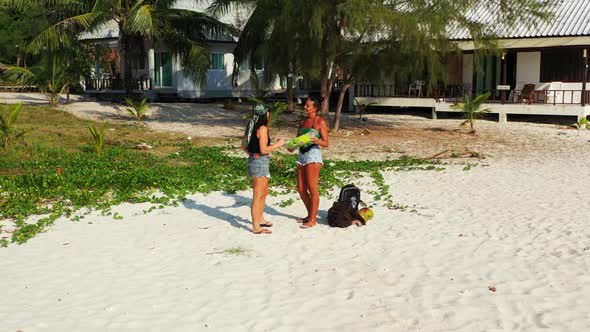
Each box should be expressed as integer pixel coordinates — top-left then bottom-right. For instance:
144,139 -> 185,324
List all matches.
0,103 -> 25,153
124,98 -> 150,126
451,92 -> 492,133
87,122 -> 108,153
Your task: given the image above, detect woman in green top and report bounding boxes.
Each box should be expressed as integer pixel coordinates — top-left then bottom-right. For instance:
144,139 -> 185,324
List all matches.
288,98 -> 329,229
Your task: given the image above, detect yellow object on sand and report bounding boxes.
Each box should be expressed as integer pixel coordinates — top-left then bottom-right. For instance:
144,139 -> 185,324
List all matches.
359,208 -> 374,221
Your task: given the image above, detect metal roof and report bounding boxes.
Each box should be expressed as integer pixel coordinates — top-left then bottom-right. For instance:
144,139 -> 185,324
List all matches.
79,20 -> 119,40
450,0 -> 590,40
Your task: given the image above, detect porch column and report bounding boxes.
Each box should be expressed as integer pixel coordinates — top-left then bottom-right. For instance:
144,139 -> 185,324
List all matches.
583,49 -> 588,106
94,45 -> 101,78
148,44 -> 155,89
501,52 -> 507,104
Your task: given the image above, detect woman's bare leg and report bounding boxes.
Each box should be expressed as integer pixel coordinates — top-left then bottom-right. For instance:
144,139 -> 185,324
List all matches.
252,177 -> 271,233
301,163 -> 322,228
296,164 -> 311,221
261,177 -> 272,225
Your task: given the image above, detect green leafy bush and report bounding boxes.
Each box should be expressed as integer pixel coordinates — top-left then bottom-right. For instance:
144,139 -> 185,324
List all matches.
0,145 -> 441,245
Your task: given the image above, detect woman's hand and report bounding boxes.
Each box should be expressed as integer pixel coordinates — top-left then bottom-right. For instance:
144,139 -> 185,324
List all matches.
275,138 -> 286,148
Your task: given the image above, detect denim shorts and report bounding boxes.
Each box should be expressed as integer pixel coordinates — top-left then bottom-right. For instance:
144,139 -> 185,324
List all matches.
297,145 -> 323,166
248,154 -> 271,178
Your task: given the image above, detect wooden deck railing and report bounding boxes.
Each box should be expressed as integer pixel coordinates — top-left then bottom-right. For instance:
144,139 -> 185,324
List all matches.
354,84 -> 590,106
85,78 -> 152,91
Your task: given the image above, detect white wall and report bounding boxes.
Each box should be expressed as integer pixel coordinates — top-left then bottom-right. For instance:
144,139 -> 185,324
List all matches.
516,52 -> 541,88
175,42 -> 282,98
462,54 -> 473,86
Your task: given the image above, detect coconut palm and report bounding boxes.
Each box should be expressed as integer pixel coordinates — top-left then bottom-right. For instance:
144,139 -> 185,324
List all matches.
0,103 -> 25,153
4,56 -> 69,107
451,92 -> 492,133
5,0 -> 232,93
124,97 -> 150,126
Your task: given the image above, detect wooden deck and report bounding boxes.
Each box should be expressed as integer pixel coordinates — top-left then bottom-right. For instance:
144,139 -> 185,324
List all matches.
355,96 -> 590,122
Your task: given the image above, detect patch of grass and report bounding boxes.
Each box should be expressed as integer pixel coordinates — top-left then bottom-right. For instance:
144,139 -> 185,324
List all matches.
207,246 -> 250,256
0,104 -> 222,160
278,198 -> 295,207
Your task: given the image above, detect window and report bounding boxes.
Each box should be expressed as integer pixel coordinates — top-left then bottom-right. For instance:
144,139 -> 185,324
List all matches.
541,49 -> 584,82
210,53 -> 225,70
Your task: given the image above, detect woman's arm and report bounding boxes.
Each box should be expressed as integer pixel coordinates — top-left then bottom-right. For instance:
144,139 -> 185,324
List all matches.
311,118 -> 329,148
258,126 -> 285,154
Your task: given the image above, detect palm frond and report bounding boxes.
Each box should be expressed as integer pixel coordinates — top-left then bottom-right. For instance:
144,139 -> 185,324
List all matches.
206,0 -> 256,18
3,66 -> 37,85
450,102 -> 465,112
7,103 -> 22,127
27,12 -> 97,53
126,3 -> 155,36
182,44 -> 211,83
472,92 -> 491,109
92,0 -> 121,17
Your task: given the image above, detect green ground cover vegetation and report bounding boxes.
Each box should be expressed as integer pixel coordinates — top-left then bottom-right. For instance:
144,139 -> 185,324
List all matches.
1,104 -> 441,246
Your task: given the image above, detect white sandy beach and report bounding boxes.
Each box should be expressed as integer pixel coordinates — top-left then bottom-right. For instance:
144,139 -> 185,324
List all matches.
2,156 -> 590,331
2,93 -> 590,331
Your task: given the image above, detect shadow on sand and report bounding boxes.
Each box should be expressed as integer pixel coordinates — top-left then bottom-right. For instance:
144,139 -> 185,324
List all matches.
182,192 -> 329,232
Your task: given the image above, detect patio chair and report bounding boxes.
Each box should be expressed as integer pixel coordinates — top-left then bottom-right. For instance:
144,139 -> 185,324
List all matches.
517,83 -> 536,104
408,80 -> 425,97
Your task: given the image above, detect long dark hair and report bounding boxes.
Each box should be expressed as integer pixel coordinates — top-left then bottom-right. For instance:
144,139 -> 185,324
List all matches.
246,111 -> 269,133
245,111 -> 270,150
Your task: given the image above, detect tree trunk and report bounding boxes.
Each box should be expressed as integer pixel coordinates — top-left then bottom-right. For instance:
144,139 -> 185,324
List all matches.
323,77 -> 334,128
331,83 -> 352,132
286,75 -> 294,113
319,58 -> 334,116
66,86 -> 70,104
119,24 -> 134,98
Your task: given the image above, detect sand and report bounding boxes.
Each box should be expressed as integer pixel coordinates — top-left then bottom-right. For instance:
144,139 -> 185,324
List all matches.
1,93 -> 590,331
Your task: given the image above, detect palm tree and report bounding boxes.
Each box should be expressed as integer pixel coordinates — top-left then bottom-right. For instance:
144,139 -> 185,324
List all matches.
451,92 -> 492,134
6,0 -> 232,93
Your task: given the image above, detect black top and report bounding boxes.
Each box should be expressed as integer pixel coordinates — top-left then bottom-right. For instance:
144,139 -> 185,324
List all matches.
247,126 -> 271,154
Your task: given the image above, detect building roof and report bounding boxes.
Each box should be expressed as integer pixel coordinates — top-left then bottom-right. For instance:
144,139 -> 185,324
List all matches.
79,20 -> 119,41
450,0 -> 590,40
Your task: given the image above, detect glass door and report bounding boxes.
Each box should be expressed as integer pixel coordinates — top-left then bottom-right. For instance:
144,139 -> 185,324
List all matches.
154,52 -> 173,87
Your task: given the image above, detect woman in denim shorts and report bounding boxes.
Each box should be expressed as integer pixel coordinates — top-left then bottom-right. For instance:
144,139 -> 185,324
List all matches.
288,98 -> 329,229
242,103 -> 285,234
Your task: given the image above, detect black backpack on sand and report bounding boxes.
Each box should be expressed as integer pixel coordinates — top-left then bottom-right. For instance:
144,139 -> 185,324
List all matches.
338,184 -> 362,210
328,201 -> 366,228
328,184 -> 365,228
